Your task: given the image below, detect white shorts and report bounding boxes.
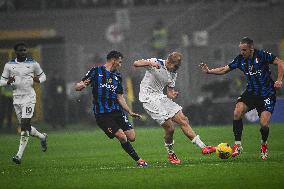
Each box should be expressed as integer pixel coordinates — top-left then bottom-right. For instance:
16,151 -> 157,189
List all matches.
14,103 -> 35,122
142,97 -> 182,125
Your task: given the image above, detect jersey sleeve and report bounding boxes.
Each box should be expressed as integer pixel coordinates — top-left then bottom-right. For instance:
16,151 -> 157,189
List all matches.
145,58 -> 158,71
259,50 -> 276,64
0,64 -> 10,86
82,67 -> 95,81
34,62 -> 44,76
116,76 -> 124,94
228,56 -> 241,70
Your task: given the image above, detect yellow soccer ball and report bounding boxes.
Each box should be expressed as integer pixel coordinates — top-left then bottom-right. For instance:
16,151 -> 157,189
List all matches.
216,143 -> 232,159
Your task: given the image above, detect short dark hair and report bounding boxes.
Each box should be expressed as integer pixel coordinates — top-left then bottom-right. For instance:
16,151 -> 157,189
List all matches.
14,42 -> 27,51
107,50 -> 123,60
240,37 -> 254,46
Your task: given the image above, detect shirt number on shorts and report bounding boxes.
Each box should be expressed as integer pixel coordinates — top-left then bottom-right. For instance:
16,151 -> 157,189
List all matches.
26,107 -> 33,115
264,98 -> 271,106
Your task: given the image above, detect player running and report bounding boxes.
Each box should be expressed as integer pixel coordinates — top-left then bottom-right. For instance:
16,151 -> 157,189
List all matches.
0,42 -> 48,164
134,52 -> 216,164
75,50 -> 147,167
200,37 -> 284,160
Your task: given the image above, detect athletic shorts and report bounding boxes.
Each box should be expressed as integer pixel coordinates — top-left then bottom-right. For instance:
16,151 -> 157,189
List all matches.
95,111 -> 133,139
14,103 -> 35,122
142,97 -> 182,125
237,91 -> 276,115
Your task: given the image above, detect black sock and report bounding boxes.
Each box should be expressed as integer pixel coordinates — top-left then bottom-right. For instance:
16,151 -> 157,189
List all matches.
260,127 -> 269,143
233,119 -> 243,141
121,141 -> 140,161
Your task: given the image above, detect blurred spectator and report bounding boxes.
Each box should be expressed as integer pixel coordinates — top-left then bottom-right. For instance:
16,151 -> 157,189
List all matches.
0,85 -> 13,130
151,19 -> 169,58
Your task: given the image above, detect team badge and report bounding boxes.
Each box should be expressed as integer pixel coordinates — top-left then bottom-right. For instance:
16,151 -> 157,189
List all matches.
108,78 -> 112,83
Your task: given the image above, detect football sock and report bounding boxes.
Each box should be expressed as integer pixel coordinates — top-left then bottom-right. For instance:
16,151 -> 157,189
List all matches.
16,131 -> 29,159
233,119 -> 243,141
165,140 -> 175,154
121,141 -> 140,161
30,126 -> 45,139
260,127 -> 269,144
192,135 -> 206,148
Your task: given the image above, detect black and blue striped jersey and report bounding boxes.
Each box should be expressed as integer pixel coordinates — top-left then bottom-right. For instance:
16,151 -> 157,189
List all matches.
82,65 -> 123,115
228,49 -> 276,97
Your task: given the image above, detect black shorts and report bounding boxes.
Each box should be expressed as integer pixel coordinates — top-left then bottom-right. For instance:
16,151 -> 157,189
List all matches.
95,111 -> 133,139
237,91 -> 276,115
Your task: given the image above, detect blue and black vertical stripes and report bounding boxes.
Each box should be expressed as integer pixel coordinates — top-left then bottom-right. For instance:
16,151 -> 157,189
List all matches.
228,49 -> 276,97
82,66 -> 123,115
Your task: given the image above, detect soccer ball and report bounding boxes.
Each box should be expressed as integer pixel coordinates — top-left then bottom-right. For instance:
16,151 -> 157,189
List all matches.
216,143 -> 232,159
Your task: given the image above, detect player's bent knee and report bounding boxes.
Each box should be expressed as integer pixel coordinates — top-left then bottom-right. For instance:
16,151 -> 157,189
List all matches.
21,119 -> 31,132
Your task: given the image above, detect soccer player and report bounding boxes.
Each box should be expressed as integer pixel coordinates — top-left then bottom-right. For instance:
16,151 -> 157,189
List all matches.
75,50 -> 147,167
199,37 -> 284,160
133,52 -> 216,164
0,42 -> 48,164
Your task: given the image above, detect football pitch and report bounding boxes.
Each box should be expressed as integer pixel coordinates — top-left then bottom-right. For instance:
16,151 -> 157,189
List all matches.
0,124 -> 283,189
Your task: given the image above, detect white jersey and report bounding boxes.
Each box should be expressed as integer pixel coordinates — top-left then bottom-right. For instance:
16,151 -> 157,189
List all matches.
0,58 -> 46,104
139,58 -> 177,102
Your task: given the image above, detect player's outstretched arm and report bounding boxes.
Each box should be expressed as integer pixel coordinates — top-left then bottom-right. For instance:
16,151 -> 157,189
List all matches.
272,57 -> 284,89
199,62 -> 230,75
75,79 -> 90,91
117,94 -> 142,119
133,59 -> 160,69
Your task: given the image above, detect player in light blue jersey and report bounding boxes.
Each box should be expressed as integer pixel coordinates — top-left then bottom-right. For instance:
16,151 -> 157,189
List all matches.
0,43 -> 48,164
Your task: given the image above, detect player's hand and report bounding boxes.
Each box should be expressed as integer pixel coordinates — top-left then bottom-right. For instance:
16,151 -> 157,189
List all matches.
84,78 -> 91,85
149,62 -> 161,69
199,62 -> 209,73
7,76 -> 15,85
33,76 -> 40,83
129,112 -> 142,119
167,91 -> 179,99
274,80 -> 283,89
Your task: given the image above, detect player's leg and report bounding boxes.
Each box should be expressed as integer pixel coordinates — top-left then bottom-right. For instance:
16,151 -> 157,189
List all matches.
257,96 -> 275,160
259,111 -> 271,160
12,104 -> 28,164
121,113 -> 135,142
232,101 -> 248,157
23,103 -> 48,152
162,119 -> 181,164
96,113 -> 147,167
115,129 -> 147,167
171,111 -> 216,154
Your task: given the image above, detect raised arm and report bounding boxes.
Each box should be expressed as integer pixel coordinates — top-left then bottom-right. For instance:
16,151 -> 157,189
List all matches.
133,59 -> 161,69
117,94 -> 142,119
199,63 -> 231,75
272,57 -> 284,89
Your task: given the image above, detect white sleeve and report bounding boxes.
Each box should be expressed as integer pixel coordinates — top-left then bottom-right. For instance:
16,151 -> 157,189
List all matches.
145,58 -> 158,71
34,62 -> 46,83
0,64 -> 10,86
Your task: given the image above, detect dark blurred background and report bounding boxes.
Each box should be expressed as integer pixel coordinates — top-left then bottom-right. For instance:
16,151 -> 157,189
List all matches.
0,0 -> 283,132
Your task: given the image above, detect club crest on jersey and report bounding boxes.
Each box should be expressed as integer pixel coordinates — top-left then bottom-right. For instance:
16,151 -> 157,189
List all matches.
108,78 -> 112,83
255,58 -> 259,63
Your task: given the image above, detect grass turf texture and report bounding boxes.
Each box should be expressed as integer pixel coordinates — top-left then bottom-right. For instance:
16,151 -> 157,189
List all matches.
0,124 -> 283,189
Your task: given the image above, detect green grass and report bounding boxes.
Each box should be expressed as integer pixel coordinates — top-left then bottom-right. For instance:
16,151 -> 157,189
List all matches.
0,124 -> 284,189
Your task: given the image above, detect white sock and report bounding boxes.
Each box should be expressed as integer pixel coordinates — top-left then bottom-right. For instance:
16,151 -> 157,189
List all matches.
261,140 -> 267,145
30,126 -> 45,140
192,135 -> 206,148
235,141 -> 242,146
16,131 -> 29,159
165,140 -> 175,154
